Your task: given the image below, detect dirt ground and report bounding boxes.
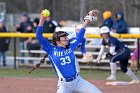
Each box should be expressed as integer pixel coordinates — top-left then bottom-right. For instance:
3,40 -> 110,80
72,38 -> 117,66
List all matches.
0,77 -> 140,93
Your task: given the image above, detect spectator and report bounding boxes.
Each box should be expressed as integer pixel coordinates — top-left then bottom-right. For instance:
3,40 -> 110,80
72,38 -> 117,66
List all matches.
16,12 -> 33,64
43,16 -> 61,33
0,21 -> 10,66
25,18 -> 41,64
100,11 -> 114,29
111,12 -> 128,33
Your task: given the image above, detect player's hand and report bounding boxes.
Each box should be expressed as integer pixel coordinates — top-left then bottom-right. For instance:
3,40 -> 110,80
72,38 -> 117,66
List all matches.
40,10 -> 48,21
39,13 -> 46,26
40,14 -> 46,20
84,15 -> 97,23
88,9 -> 99,17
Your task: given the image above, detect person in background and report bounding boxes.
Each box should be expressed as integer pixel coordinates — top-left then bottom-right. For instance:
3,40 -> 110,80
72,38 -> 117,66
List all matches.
16,12 -> 33,64
100,11 -> 114,29
111,12 -> 128,33
0,21 -> 10,66
25,18 -> 41,64
43,16 -> 61,33
97,26 -> 139,84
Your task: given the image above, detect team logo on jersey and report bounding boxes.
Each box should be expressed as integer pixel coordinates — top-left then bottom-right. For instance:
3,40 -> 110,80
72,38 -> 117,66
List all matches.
54,49 -> 73,57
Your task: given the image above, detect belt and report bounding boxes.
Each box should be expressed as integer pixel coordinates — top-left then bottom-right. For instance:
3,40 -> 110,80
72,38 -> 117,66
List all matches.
61,74 -> 78,82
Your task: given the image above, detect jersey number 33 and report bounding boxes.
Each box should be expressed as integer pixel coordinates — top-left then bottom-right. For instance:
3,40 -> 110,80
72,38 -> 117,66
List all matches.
60,56 -> 71,65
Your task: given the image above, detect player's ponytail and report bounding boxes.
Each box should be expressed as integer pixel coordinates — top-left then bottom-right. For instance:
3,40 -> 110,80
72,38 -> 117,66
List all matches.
28,54 -> 48,74
40,54 -> 47,64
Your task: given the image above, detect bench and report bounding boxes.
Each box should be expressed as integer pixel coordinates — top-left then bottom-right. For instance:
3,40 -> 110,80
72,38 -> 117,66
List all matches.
18,36 -> 136,63
15,26 -> 139,69
16,41 -> 135,67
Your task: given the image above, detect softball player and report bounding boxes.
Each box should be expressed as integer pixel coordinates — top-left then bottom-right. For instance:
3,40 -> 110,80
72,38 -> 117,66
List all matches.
36,11 -> 102,93
97,26 -> 139,84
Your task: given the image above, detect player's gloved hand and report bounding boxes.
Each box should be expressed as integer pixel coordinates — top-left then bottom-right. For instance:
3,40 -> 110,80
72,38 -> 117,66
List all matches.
81,53 -> 93,63
88,9 -> 99,17
96,57 -> 102,63
84,15 -> 97,22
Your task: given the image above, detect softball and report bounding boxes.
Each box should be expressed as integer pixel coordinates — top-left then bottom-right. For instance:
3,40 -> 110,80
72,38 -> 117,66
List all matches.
41,9 -> 50,17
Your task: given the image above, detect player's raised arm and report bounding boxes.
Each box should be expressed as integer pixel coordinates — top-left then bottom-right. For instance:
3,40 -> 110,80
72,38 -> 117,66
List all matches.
71,9 -> 99,50
82,9 -> 98,28
77,9 -> 99,38
36,10 -> 53,53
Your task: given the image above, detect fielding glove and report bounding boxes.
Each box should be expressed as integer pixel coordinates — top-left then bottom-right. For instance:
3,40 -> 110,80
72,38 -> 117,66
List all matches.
84,15 -> 97,22
88,9 -> 99,17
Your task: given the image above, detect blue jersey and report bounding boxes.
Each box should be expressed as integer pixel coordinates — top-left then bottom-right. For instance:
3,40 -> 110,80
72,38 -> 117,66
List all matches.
36,26 -> 85,78
102,36 -> 126,52
70,32 -> 86,54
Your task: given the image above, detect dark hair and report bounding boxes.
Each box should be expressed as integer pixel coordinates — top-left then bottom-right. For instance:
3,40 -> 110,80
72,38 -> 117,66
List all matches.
33,18 -> 39,25
52,31 -> 68,45
40,54 -> 47,63
39,32 -> 68,64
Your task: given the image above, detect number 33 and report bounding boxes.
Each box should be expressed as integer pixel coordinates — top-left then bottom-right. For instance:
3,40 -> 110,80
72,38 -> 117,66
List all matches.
60,56 -> 71,65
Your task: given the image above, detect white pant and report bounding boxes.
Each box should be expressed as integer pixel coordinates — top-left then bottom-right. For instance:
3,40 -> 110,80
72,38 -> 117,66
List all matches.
56,75 -> 103,93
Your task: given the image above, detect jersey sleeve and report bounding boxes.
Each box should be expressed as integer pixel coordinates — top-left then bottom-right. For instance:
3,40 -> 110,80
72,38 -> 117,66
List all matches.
97,45 -> 105,59
102,39 -> 106,46
36,26 -> 53,54
70,28 -> 85,51
80,38 -> 86,54
109,46 -> 116,55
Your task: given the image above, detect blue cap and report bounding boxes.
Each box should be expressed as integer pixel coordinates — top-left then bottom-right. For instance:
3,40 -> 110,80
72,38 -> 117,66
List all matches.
22,12 -> 28,17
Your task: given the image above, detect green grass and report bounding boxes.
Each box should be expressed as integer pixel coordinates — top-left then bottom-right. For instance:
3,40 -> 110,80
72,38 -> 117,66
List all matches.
0,68 -> 139,81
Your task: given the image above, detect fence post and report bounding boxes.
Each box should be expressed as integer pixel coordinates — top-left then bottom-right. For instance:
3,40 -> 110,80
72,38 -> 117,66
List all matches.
13,38 -> 17,69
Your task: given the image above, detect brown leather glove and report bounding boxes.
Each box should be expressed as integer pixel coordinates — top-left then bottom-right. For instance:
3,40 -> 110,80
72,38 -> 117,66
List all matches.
130,60 -> 138,73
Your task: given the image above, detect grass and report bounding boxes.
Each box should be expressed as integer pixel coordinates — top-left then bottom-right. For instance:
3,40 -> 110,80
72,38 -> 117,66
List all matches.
0,67 -> 139,81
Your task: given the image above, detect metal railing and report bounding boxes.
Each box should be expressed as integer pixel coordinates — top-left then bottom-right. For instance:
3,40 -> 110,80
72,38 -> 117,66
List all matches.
0,32 -> 139,69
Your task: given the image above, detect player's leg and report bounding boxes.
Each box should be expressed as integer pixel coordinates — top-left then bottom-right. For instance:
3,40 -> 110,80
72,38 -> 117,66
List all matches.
125,68 -> 139,84
75,76 -> 103,93
119,58 -> 139,84
119,48 -> 139,84
107,54 -> 119,81
122,61 -> 140,84
56,80 -> 72,93
107,48 -> 128,81
106,62 -> 117,80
